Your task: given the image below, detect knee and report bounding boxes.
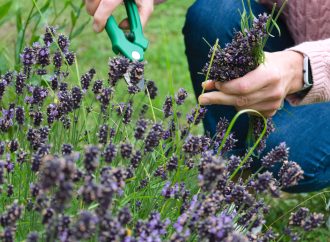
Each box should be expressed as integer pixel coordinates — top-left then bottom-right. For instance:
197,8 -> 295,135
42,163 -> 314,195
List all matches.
183,0 -> 243,48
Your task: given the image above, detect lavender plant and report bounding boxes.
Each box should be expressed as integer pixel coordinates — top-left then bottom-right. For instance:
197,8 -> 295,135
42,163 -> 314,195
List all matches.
0,8 -> 327,242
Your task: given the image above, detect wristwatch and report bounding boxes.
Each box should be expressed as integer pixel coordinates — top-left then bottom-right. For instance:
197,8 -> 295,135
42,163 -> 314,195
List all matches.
296,55 -> 313,97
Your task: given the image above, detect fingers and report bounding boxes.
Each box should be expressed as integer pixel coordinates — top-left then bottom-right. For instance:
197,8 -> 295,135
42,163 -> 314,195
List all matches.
93,0 -> 122,32
199,89 -> 270,107
236,99 -> 283,117
215,65 -> 280,95
201,80 -> 216,90
137,1 -> 154,28
119,18 -> 130,30
85,0 -> 101,16
198,92 -> 236,106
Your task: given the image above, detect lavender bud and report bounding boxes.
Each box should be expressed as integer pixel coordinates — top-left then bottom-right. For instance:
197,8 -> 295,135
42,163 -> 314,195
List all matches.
92,80 -> 103,94
108,56 -> 130,86
278,160 -> 304,188
53,51 -> 62,69
84,146 -> 100,173
120,143 -> 132,159
186,105 -> 207,125
145,80 -> 158,99
15,106 -> 25,125
57,34 -> 70,53
175,88 -> 188,105
261,142 -> 289,168
103,143 -> 117,163
61,144 -> 73,155
98,125 -> 109,145
43,26 -> 56,46
130,150 -> 142,168
81,68 -> 96,91
15,73 -> 26,94
37,46 -> 50,67
167,155 -> 178,171
163,96 -> 173,118
144,123 -> 163,152
65,51 -> 75,65
129,61 -> 144,85
134,119 -> 148,140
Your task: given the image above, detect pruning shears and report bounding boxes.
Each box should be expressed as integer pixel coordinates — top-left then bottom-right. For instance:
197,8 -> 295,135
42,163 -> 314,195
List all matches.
105,0 -> 149,62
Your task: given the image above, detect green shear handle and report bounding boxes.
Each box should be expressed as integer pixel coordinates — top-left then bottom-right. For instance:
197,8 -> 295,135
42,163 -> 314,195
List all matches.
105,0 -> 149,61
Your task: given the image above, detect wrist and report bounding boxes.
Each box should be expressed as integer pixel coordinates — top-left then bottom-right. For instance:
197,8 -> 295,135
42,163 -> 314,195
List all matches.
282,50 -> 305,95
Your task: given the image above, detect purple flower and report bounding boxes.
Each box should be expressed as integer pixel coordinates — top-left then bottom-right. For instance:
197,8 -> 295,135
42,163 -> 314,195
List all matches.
278,160 -> 304,187
57,34 -> 70,53
15,73 -> 26,94
118,207 -> 132,225
167,155 -> 178,171
43,26 -> 56,46
108,56 -> 130,86
163,96 -> 173,118
187,105 -> 207,125
120,143 -> 132,159
250,171 -> 280,197
84,146 -> 100,174
61,144 -> 73,155
129,61 -> 144,85
203,14 -> 269,82
72,86 -> 83,109
0,80 -> 6,101
252,117 -> 275,153
92,80 -> 103,94
53,51 -> 62,69
72,211 -> 99,240
15,106 -> 25,125
26,232 -> 39,242
134,119 -> 148,140
183,135 -> 210,155
8,139 -> 19,153
81,68 -> 96,91
175,88 -> 188,105
98,124 -> 109,145
261,142 -> 289,168
103,143 -> 117,163
145,80 -> 158,99
123,101 -> 133,124
144,123 -> 163,152
0,200 -> 23,227
36,46 -> 50,67
65,51 -> 75,65
289,207 -> 309,227
130,150 -> 142,168
31,111 -> 43,126
50,75 -> 59,91
97,87 -> 113,111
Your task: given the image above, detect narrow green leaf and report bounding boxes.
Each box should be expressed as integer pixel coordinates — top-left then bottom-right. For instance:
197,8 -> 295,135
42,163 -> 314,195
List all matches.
271,17 -> 281,36
16,8 -> 22,31
0,1 -> 12,21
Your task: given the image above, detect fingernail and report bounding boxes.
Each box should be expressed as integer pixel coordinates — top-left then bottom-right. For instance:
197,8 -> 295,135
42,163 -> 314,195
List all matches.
201,81 -> 206,88
215,82 -> 221,89
93,23 -> 100,33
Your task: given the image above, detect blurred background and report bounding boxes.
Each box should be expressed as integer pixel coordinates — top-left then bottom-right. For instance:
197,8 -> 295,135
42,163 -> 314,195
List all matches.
0,0 -> 196,109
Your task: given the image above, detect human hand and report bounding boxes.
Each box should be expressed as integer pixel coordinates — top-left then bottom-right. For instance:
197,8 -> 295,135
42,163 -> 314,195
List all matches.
199,51 -> 304,117
85,0 -> 154,33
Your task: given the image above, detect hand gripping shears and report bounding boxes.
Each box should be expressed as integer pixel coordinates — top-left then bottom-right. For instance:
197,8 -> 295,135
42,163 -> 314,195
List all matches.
105,0 -> 149,61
